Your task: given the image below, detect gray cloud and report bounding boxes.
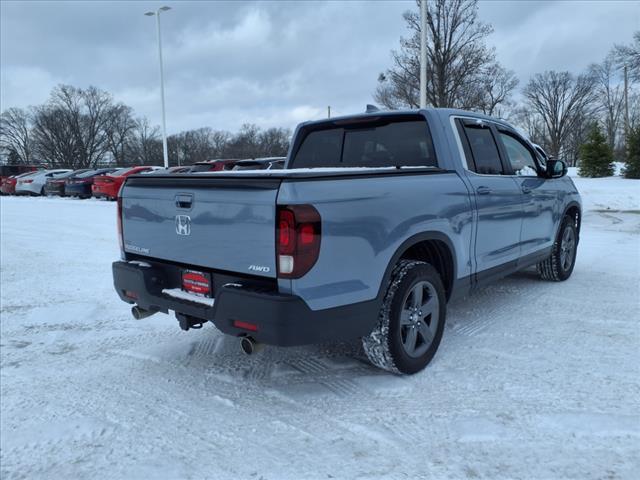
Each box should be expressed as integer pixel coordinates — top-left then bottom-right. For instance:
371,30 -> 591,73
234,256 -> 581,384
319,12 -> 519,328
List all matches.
1,0 -> 638,134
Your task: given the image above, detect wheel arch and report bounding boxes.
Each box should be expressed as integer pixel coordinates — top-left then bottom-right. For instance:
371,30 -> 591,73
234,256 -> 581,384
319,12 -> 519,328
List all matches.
561,201 -> 582,241
377,232 -> 458,302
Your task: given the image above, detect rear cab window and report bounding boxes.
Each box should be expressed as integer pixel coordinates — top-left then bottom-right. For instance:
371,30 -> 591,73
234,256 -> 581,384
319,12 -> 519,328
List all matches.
291,115 -> 438,169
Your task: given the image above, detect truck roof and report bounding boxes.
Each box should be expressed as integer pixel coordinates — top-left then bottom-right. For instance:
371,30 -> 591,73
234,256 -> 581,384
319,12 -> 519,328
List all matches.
299,108 -> 512,130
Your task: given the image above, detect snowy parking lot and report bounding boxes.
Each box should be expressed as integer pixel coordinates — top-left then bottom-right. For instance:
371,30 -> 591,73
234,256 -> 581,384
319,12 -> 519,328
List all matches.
1,175 -> 639,480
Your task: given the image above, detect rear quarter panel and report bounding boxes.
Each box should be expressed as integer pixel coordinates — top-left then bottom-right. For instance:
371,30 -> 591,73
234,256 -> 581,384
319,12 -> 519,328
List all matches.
278,172 -> 473,310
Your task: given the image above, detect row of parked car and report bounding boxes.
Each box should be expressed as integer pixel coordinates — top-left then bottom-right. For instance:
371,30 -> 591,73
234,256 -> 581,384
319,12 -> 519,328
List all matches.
0,157 -> 285,200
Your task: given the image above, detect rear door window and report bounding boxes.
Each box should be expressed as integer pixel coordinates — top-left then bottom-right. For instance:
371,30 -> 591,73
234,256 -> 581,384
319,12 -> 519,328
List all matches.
460,123 -> 504,175
292,116 -> 437,168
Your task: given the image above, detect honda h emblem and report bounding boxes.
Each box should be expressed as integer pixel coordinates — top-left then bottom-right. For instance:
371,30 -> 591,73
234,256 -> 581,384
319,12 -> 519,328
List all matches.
175,215 -> 191,236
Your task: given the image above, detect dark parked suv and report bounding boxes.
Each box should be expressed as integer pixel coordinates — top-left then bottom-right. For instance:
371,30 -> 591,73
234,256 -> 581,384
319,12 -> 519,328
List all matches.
44,169 -> 92,196
64,168 -> 118,198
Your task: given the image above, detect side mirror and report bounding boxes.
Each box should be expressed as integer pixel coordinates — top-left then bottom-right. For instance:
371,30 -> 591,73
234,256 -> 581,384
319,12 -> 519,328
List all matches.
546,159 -> 567,178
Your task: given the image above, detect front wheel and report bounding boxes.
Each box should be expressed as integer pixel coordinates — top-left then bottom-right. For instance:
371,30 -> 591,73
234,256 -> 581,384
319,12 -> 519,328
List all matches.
537,215 -> 578,281
362,260 -> 446,375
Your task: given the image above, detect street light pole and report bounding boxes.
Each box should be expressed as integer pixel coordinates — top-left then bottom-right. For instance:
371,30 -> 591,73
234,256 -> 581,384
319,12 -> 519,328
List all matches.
145,6 -> 171,168
624,64 -> 629,144
419,0 -> 427,109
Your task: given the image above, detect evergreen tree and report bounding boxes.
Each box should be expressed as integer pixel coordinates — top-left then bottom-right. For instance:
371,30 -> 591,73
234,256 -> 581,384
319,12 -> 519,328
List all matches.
578,123 -> 614,177
623,127 -> 640,179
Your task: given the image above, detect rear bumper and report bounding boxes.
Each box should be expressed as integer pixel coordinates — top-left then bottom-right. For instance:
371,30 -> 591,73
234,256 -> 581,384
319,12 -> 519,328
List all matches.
65,184 -> 91,196
15,185 -> 39,195
92,184 -> 119,198
112,260 -> 378,347
92,189 -> 115,199
44,185 -> 64,196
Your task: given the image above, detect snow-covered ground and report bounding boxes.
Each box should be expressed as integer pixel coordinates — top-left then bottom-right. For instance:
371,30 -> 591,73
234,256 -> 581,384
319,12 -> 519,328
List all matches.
1,175 -> 639,480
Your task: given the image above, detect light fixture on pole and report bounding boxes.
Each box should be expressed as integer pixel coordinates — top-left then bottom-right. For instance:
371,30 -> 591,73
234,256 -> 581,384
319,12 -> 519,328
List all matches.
419,0 -> 427,109
144,6 -> 172,168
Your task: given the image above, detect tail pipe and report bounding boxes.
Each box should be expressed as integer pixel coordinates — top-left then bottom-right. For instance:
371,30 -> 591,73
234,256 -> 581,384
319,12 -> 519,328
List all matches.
240,336 -> 263,355
131,305 -> 157,320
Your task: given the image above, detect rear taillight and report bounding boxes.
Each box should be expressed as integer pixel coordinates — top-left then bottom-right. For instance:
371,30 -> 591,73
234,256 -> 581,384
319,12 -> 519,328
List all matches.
276,205 -> 321,279
22,179 -> 33,184
117,196 -> 124,253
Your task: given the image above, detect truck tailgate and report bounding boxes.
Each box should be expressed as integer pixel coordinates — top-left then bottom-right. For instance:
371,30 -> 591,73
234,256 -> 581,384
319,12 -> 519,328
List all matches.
120,175 -> 281,278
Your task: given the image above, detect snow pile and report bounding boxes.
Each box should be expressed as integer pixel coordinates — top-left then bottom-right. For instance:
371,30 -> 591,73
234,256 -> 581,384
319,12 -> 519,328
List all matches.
1,181 -> 639,479
569,167 -> 640,212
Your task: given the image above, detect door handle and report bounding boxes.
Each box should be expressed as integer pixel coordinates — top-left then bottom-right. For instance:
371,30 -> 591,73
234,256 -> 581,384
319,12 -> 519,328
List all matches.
175,194 -> 193,209
521,186 -> 532,194
476,186 -> 491,195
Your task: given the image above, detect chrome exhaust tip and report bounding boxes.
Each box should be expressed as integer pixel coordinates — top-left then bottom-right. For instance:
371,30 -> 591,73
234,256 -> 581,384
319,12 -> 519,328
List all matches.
240,336 -> 262,355
131,305 -> 156,320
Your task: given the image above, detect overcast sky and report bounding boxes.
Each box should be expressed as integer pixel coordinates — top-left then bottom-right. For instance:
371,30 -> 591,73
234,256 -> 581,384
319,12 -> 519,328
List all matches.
1,0 -> 638,134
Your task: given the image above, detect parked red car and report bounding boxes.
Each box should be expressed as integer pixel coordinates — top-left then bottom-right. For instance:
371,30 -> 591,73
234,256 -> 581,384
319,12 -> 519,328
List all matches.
0,171 -> 38,195
92,166 -> 162,200
0,165 -> 42,186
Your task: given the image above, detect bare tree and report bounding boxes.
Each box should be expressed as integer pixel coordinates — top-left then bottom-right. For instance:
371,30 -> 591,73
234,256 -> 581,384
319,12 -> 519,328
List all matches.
257,128 -> 290,157
476,63 -> 519,117
128,117 -> 162,166
510,106 -> 548,149
590,58 -> 625,152
564,112 -> 592,167
375,0 -> 516,112
613,31 -> 640,81
31,105 -> 78,168
31,85 -> 117,168
106,104 -> 136,166
226,124 -> 261,158
523,71 -> 598,161
0,107 -> 33,164
209,130 -> 231,158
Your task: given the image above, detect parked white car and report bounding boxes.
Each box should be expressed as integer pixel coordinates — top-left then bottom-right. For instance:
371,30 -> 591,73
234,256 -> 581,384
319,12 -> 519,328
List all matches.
15,169 -> 72,196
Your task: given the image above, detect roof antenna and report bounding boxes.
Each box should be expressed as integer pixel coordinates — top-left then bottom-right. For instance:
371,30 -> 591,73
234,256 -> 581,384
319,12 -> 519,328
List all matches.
365,104 -> 380,113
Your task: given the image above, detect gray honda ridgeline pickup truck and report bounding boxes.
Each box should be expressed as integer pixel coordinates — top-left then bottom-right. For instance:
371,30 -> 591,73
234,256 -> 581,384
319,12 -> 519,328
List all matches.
112,108 -> 581,374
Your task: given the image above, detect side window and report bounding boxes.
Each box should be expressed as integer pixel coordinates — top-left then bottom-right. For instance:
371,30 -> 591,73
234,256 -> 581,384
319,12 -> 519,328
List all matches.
462,125 -> 503,175
499,132 -> 538,176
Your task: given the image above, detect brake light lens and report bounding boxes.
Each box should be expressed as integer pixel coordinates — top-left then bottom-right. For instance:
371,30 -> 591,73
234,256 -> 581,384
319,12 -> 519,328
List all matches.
233,320 -> 258,332
276,205 -> 321,278
22,179 -> 33,184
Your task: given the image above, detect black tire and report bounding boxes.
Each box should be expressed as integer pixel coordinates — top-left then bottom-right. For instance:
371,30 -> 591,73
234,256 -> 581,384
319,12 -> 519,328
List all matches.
362,260 -> 446,374
537,215 -> 578,281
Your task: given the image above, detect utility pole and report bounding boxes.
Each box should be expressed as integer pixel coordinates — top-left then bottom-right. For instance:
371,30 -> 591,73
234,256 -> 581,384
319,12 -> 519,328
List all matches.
624,64 -> 630,144
145,6 -> 172,168
328,106 -> 331,119
419,0 -> 427,109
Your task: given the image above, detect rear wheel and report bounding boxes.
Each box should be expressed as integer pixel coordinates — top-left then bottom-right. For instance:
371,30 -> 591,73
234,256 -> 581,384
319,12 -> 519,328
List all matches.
362,260 -> 446,374
537,215 -> 578,281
